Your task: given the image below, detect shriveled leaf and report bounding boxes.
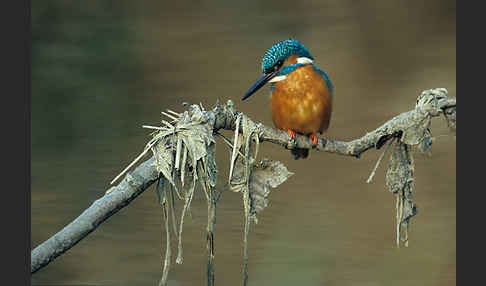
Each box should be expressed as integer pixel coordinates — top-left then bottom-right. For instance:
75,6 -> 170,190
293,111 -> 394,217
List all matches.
230,157 -> 293,213
386,141 -> 414,194
248,158 -> 294,216
386,141 -> 417,247
153,140 -> 176,188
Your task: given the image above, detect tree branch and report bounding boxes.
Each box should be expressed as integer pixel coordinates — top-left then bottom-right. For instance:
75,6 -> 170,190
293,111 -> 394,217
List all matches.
211,95 -> 455,157
31,157 -> 160,273
31,88 -> 455,274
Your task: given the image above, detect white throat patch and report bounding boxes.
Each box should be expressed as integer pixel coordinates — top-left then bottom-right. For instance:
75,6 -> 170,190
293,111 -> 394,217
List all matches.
297,57 -> 314,64
269,75 -> 287,83
269,57 -> 313,83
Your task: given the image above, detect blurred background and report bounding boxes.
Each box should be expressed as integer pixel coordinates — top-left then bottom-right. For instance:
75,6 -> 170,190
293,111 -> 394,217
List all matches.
31,1 -> 456,285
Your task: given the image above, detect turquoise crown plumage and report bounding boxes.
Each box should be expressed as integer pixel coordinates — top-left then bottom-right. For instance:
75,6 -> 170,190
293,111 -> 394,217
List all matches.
261,39 -> 313,72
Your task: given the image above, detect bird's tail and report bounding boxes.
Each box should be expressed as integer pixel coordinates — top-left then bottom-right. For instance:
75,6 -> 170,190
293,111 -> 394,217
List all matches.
291,148 -> 309,160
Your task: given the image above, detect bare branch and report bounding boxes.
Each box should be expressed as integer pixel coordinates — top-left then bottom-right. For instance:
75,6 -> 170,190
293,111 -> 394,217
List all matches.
31,157 -> 160,273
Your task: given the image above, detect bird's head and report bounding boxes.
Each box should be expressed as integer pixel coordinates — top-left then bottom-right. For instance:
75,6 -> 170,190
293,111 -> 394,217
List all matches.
243,39 -> 314,100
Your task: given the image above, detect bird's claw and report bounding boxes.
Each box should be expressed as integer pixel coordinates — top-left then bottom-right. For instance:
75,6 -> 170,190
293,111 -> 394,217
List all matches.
287,129 -> 297,149
309,133 -> 318,147
287,129 -> 296,140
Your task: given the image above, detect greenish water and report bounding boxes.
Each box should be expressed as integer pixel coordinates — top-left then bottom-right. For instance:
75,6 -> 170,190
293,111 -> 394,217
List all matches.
32,1 -> 456,285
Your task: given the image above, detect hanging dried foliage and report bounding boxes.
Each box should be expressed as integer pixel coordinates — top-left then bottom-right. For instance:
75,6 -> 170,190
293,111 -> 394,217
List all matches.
131,104 -> 294,286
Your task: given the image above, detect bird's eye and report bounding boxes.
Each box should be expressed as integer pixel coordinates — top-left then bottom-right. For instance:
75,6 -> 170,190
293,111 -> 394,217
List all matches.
273,60 -> 283,71
265,60 -> 284,74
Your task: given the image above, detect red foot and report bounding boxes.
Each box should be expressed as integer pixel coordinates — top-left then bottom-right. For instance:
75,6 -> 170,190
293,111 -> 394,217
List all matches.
287,129 -> 296,140
309,133 -> 318,146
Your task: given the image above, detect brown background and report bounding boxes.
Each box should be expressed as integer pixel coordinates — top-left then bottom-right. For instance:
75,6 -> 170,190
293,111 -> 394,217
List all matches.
32,1 -> 456,285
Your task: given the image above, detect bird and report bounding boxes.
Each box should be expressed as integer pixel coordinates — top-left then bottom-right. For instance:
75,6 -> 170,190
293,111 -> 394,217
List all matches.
242,39 -> 334,159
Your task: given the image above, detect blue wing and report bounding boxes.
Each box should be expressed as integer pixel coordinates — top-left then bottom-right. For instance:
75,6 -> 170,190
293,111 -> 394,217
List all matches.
312,64 -> 334,95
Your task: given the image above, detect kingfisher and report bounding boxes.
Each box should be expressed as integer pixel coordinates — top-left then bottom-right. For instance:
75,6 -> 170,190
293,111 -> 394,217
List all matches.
242,39 -> 334,159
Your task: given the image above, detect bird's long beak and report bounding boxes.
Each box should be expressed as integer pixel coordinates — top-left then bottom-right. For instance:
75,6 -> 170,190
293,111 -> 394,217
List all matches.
242,70 -> 279,101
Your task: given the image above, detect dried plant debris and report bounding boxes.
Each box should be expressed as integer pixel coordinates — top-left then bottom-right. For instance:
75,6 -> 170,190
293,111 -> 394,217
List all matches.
416,88 -> 447,108
417,87 -> 456,136
230,156 -> 293,220
248,159 -> 293,220
370,88 -> 453,247
227,113 -> 293,224
371,88 -> 450,156
142,104 -> 218,286
386,141 -> 417,247
226,113 -> 293,286
384,89 -> 452,247
111,103 -> 293,286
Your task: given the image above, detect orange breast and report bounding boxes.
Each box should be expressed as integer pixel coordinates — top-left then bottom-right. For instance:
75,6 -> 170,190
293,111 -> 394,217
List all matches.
270,64 -> 332,135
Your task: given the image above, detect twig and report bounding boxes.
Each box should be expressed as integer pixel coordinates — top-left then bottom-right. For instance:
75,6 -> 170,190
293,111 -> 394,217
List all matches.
109,138 -> 158,185
366,137 -> 395,184
161,111 -> 179,121
142,125 -> 164,130
166,109 -> 181,117
214,132 -> 248,161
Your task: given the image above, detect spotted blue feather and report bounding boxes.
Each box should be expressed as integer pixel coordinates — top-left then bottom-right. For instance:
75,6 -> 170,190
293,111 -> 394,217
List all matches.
261,39 -> 313,72
313,65 -> 334,95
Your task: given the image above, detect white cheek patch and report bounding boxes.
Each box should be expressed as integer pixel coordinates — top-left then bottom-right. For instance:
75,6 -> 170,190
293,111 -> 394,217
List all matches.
269,75 -> 287,83
297,57 -> 314,64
